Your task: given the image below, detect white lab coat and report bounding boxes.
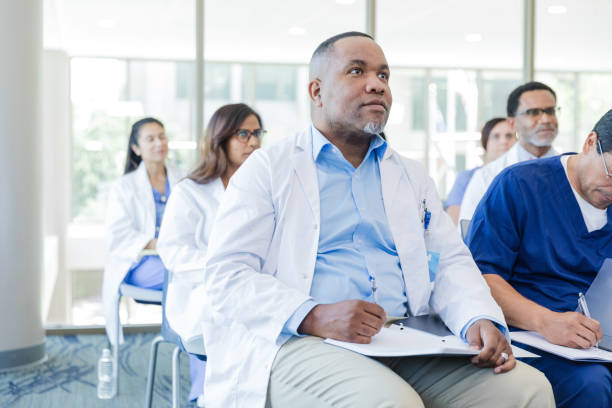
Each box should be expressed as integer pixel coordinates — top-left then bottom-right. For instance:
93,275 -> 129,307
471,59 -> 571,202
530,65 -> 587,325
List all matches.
202,127 -> 507,408
459,143 -> 558,222
102,161 -> 183,345
157,177 -> 224,346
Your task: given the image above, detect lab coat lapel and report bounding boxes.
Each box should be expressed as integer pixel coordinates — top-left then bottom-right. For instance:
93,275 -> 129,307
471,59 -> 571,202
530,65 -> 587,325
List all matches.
135,162 -> 156,226
380,149 -> 431,316
505,143 -> 520,167
292,130 -> 320,220
379,149 -> 401,215
167,164 -> 182,186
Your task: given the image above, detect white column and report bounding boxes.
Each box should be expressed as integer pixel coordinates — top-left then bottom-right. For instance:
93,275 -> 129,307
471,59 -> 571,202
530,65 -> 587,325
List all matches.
0,0 -> 46,368
42,50 -> 72,324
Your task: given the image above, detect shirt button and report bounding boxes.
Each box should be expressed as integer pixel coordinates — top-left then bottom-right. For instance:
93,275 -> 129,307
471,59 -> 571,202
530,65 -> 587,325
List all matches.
313,224 -> 318,230
161,196 -> 166,202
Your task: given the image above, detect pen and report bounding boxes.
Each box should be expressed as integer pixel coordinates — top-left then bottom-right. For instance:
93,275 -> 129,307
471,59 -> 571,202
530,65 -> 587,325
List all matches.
578,292 -> 590,318
578,292 -> 599,347
422,199 -> 431,231
369,275 -> 378,304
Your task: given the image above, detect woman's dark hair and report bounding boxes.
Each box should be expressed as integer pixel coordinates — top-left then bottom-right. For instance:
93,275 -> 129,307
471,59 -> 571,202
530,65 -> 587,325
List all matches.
481,117 -> 507,150
188,103 -> 262,184
594,109 -> 612,154
124,117 -> 165,174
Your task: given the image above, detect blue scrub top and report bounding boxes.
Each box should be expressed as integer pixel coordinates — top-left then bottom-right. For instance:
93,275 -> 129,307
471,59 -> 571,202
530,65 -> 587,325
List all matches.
466,155 -> 612,313
124,178 -> 171,289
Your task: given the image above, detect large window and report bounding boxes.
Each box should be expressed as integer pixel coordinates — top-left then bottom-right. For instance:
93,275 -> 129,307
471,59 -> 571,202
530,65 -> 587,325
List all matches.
535,0 -> 612,152
43,0 -> 612,326
377,0 -> 523,196
71,58 -> 196,223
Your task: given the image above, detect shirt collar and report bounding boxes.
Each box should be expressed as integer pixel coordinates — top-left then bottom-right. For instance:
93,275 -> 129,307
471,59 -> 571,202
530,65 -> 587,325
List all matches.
516,141 -> 558,161
310,124 -> 387,162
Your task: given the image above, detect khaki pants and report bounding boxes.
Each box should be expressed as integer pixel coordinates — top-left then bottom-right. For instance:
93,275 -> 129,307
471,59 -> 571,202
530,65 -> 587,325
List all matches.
266,336 -> 554,408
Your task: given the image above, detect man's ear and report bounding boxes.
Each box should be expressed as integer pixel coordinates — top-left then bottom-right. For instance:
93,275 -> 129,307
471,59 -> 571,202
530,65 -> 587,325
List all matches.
308,79 -> 323,107
583,131 -> 598,155
131,144 -> 141,156
506,116 -> 516,131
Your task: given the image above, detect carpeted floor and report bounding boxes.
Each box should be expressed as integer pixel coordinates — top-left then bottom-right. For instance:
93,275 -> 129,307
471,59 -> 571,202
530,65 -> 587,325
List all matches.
0,333 -> 196,408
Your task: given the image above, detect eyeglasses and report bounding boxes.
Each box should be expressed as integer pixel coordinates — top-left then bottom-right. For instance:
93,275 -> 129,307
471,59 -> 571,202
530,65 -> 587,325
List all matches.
516,106 -> 561,118
597,138 -> 612,178
235,128 -> 266,143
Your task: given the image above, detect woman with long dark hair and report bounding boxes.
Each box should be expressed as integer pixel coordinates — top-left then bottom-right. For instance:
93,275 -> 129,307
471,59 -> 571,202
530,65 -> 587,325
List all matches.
102,117 -> 184,349
157,103 -> 264,404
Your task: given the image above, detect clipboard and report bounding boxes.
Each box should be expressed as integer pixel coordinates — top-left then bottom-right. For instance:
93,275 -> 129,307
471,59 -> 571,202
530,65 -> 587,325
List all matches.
325,315 -> 539,358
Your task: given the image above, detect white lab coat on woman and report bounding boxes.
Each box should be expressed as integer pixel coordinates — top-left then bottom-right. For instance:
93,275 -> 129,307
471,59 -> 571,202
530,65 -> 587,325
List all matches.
459,143 -> 522,222
102,161 -> 183,345
201,127 -> 507,408
157,177 -> 224,346
459,143 -> 559,222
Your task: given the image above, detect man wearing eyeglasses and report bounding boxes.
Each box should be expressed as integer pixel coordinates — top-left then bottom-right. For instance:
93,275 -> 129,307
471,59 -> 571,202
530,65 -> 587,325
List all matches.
465,110 -> 612,408
459,81 -> 560,221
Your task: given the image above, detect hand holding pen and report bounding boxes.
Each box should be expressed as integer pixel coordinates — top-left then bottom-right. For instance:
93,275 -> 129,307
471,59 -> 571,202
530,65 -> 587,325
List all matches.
578,292 -> 600,348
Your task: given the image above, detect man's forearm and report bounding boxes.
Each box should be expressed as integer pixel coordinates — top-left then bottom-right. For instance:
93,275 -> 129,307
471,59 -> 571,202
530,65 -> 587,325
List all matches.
483,274 -> 553,332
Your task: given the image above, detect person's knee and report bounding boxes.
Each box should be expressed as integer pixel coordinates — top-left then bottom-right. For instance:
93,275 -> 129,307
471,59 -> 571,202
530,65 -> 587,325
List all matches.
268,372 -> 424,408
503,362 -> 555,408
565,365 -> 612,407
370,381 -> 424,408
345,371 -> 424,408
526,367 -> 555,408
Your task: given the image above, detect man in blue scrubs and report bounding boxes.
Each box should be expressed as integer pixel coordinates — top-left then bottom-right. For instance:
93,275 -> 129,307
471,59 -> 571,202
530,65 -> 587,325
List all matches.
466,109 -> 612,408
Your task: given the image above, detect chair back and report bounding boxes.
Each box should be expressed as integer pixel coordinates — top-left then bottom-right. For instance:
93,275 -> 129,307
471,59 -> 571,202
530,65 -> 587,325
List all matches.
161,268 -> 183,347
460,219 -> 471,241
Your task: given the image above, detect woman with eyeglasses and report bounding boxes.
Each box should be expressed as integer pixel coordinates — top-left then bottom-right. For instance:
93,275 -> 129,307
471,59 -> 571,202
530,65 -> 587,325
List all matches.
157,103 -> 264,405
102,117 -> 184,350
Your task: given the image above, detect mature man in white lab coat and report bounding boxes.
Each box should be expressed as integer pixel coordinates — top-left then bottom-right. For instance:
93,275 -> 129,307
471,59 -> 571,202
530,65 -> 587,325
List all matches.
459,81 -> 560,221
202,32 -> 554,408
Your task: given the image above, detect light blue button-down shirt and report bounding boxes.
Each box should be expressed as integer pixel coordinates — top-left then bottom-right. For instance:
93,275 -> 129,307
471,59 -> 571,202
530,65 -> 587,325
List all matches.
284,125 -> 409,334
284,126 -> 504,340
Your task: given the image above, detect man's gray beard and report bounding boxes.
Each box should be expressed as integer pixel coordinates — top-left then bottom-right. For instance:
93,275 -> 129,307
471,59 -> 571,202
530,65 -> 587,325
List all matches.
523,132 -> 555,148
363,121 -> 385,135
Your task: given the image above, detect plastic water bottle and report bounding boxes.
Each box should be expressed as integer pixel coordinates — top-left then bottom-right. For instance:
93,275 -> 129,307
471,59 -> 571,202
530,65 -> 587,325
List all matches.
97,348 -> 116,399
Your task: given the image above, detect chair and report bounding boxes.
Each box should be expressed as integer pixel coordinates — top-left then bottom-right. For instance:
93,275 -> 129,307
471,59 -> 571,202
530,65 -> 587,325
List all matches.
460,219 -> 471,241
112,249 -> 163,395
144,267 -> 207,408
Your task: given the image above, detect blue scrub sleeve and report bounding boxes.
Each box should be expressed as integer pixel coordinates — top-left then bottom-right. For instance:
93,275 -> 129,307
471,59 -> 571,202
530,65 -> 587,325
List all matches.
282,299 -> 318,336
445,169 -> 476,208
465,170 -> 525,281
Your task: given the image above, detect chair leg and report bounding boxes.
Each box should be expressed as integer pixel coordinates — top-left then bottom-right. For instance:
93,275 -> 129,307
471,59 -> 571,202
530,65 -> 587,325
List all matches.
145,335 -> 165,408
172,347 -> 181,408
113,294 -> 121,395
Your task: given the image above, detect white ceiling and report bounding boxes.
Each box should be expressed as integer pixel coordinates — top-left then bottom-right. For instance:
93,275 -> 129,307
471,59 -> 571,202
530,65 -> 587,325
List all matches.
43,0 -> 612,71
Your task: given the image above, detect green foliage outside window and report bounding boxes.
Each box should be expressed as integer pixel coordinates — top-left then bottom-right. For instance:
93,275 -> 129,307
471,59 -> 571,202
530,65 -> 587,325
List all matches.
72,113 -> 129,223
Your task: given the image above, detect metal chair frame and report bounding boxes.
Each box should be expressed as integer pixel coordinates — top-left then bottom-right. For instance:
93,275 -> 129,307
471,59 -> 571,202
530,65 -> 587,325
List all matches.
143,268 -> 206,408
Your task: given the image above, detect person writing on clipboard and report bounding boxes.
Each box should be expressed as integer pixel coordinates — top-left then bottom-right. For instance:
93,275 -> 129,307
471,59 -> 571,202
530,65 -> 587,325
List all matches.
465,109 -> 612,408
200,32 -> 554,408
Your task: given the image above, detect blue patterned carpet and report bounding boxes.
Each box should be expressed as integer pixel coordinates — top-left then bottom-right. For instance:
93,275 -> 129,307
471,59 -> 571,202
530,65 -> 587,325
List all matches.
0,333 -> 195,408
